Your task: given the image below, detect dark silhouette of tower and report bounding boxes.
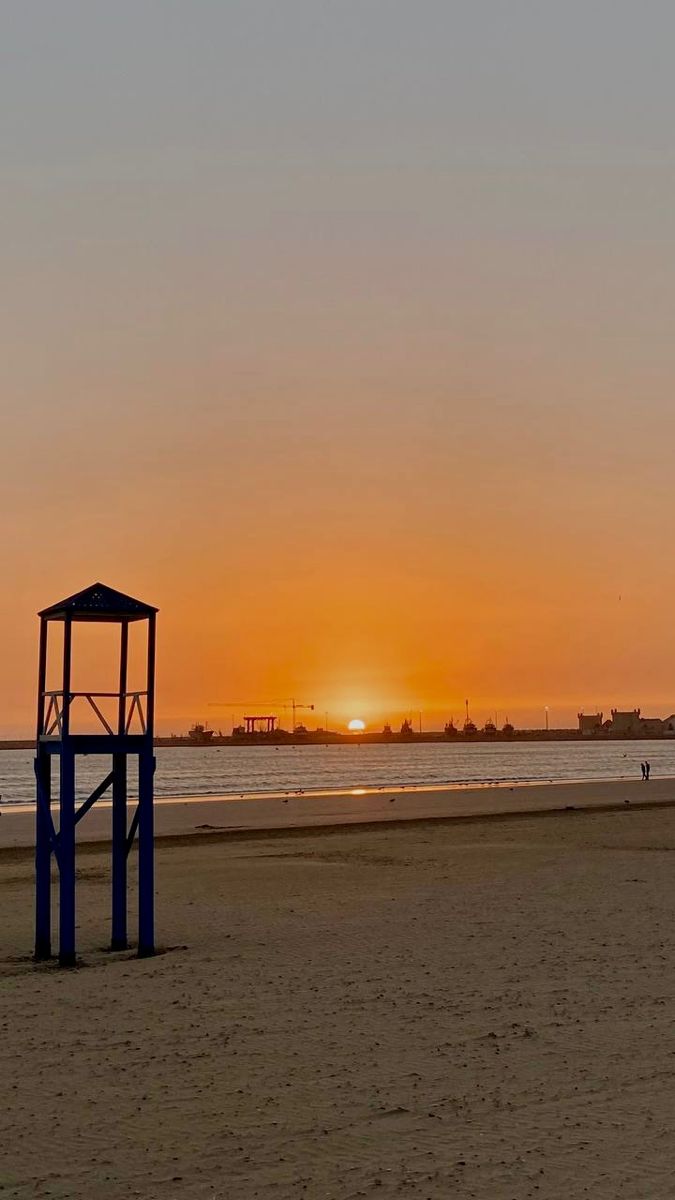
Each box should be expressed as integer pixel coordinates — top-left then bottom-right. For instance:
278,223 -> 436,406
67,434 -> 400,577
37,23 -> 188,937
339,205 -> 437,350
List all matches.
34,582 -> 158,965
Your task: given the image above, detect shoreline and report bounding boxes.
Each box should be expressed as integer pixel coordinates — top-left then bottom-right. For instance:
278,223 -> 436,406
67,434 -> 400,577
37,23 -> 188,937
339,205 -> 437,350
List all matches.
2,769 -> 673,813
2,775 -> 674,852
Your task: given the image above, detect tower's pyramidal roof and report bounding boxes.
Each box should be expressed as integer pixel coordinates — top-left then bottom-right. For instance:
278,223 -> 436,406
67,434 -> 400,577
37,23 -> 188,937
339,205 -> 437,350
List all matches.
39,582 -> 157,621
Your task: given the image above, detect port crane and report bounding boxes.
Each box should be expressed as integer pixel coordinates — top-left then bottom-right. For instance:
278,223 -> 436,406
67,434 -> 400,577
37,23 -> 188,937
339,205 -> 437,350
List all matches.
208,698 -> 315,732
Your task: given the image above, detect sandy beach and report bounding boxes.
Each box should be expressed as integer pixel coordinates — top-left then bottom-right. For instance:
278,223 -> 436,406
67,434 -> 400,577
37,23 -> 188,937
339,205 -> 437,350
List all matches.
3,796 -> 675,1198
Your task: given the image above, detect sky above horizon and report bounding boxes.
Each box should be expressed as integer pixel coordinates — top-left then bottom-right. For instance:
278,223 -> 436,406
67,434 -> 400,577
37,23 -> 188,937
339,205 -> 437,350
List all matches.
3,1 -> 675,734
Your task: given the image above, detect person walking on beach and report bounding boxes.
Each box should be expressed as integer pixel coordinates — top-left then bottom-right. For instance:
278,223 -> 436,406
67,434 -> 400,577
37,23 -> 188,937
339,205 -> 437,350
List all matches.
640,762 -> 646,780
645,760 -> 651,781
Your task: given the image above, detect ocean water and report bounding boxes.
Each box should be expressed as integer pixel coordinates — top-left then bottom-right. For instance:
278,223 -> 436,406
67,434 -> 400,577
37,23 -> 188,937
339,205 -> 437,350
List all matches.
0,740 -> 672,806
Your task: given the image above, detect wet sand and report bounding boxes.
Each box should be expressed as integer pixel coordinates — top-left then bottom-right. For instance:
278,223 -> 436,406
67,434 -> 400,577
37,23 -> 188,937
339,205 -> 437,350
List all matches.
2,775 -> 675,851
3,801 -> 675,1197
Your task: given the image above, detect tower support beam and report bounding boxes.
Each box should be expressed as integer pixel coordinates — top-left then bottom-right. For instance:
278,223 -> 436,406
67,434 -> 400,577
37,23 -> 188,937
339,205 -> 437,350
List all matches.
111,752 -> 128,950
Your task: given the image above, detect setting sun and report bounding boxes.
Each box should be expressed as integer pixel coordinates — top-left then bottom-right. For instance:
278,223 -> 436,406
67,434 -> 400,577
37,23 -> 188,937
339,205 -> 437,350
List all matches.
348,719 -> 366,732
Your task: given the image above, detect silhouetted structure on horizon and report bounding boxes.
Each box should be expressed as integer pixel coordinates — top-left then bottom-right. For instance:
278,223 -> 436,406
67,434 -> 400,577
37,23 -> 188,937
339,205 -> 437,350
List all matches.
244,715 -> 278,734
577,707 -> 675,738
187,722 -> 215,744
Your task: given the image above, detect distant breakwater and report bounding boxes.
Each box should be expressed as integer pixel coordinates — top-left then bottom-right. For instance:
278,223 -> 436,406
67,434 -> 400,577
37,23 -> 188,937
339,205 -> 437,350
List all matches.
4,729 -> 675,751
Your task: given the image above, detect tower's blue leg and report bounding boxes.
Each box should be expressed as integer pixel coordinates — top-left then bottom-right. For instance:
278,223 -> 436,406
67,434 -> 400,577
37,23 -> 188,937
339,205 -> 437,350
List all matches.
111,752 -> 127,950
59,749 -> 76,967
137,749 -> 155,957
34,753 -> 52,960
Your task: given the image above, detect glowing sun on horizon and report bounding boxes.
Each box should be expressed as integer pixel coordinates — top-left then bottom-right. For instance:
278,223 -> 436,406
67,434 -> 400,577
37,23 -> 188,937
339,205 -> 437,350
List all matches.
348,718 -> 366,732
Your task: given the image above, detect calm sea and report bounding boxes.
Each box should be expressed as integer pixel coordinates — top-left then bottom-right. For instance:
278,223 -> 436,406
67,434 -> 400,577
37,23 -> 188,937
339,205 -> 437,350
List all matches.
0,740 -> 672,806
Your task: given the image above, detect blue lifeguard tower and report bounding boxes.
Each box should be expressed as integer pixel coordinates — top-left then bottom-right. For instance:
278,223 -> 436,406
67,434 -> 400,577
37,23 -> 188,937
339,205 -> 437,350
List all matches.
34,582 -> 158,965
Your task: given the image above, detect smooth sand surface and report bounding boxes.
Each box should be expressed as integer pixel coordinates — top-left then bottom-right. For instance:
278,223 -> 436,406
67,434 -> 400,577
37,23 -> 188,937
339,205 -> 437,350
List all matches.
3,776 -> 675,850
4,803 -> 675,1198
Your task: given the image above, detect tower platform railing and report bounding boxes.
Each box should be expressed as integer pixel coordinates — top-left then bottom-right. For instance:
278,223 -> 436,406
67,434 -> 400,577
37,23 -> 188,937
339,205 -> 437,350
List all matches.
41,690 -> 149,738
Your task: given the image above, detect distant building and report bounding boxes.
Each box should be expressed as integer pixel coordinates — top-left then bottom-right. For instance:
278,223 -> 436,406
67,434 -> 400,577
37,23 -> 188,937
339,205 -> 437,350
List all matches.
639,717 -> 665,736
610,709 -> 642,735
609,709 -> 664,736
579,708 -> 671,737
578,712 -> 604,736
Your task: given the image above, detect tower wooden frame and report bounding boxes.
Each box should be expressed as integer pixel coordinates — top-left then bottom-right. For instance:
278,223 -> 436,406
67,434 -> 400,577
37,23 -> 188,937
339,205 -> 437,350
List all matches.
34,582 -> 158,966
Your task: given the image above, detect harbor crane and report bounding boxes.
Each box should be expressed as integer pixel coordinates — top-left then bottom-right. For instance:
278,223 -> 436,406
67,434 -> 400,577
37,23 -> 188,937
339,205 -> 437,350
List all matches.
208,698 -> 315,733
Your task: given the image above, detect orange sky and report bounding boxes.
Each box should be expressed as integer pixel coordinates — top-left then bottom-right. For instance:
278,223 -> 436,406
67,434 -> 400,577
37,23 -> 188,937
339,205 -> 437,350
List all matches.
3,5 -> 675,736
